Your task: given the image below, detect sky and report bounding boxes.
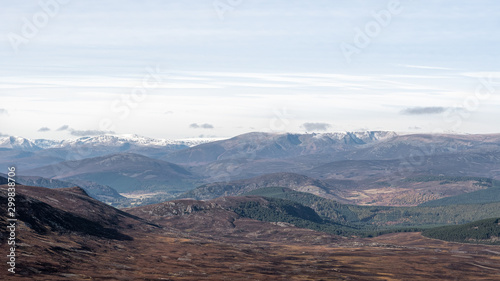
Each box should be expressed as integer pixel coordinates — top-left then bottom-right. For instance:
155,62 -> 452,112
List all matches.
0,0 -> 499,140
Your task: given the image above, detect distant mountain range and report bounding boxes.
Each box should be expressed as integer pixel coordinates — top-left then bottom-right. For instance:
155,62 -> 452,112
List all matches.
164,131 -> 397,165
169,132 -> 500,187
0,134 -> 216,151
2,131 -> 500,280
0,134 -> 218,170
2,131 -> 500,207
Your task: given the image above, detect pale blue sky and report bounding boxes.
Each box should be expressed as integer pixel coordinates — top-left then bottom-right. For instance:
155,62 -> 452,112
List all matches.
1,0 -> 499,139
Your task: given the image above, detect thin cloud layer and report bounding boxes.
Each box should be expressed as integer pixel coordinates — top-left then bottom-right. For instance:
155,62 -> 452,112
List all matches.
57,125 -> 70,131
38,127 -> 51,132
401,107 -> 447,115
190,123 -> 214,129
70,130 -> 115,136
1,1 -> 499,138
55,125 -> 114,136
302,122 -> 331,131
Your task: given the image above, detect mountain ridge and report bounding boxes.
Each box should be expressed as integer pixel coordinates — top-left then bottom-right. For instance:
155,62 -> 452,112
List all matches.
164,131 -> 398,165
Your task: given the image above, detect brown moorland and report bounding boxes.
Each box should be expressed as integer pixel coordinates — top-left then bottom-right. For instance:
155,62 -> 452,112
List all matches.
1,185 -> 500,280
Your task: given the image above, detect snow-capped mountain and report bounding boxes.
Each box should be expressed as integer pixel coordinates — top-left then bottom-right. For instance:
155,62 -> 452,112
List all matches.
0,134 -> 223,170
33,139 -> 64,149
0,136 -> 48,151
54,134 -> 218,148
0,132 -> 399,171
164,131 -> 399,164
312,131 -> 397,143
0,134 -> 219,151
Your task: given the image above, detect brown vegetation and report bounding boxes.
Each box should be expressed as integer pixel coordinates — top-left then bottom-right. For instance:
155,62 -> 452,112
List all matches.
2,185 -> 500,280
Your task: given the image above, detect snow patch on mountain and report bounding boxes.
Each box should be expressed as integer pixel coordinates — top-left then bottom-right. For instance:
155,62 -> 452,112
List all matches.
311,131 -> 397,143
0,132 -> 395,152
0,134 -> 220,151
0,136 -> 43,151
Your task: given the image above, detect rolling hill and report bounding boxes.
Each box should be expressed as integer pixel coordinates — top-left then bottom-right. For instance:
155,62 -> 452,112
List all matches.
0,184 -> 150,242
179,172 -> 341,201
244,187 -> 500,229
127,195 -> 359,238
419,178 -> 500,207
22,153 -> 200,194
423,217 -> 500,245
179,171 -> 498,207
0,173 -> 124,202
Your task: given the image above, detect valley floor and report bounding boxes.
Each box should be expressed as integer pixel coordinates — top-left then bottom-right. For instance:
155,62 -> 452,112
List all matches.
4,231 -> 500,280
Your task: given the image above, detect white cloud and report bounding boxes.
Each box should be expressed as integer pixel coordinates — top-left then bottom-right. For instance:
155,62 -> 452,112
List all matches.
302,123 -> 331,131
401,107 -> 447,115
70,129 -> 115,136
190,123 -> 214,129
37,127 -> 51,132
57,125 -> 70,131
2,1 -> 499,138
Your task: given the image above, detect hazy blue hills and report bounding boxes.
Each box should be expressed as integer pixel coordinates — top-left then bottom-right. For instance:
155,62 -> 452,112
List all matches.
0,173 -> 124,202
163,131 -> 397,165
166,132 -> 500,184
0,134 -> 206,170
22,153 -> 201,194
3,131 -> 500,210
0,175 -> 7,185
